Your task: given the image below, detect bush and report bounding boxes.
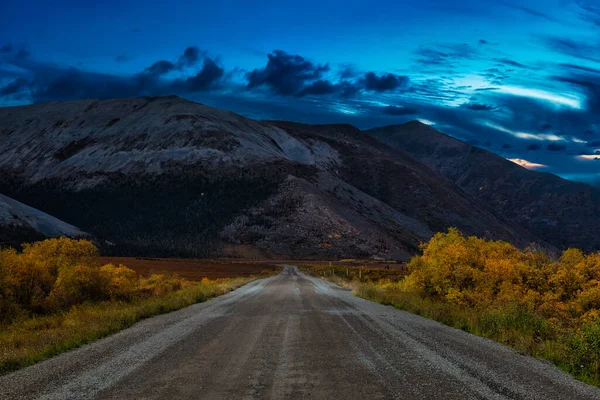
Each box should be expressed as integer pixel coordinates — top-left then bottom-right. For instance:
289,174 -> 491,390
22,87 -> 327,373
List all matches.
100,264 -> 139,300
49,264 -> 104,309
0,237 -> 191,323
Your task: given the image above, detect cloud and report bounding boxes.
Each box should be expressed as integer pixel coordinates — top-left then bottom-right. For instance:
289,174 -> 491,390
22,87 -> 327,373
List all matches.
559,63 -> 600,74
177,46 -> 203,67
544,37 -> 600,63
508,158 -> 547,169
0,46 -> 225,103
245,50 -> 409,97
502,3 -> 556,22
547,143 -> 567,151
182,59 -> 224,91
492,58 -> 535,69
414,47 -> 450,66
461,102 -> 495,111
246,50 -> 330,96
144,60 -> 176,76
362,72 -> 409,92
555,72 -> 600,113
297,80 -> 339,96
339,81 -> 360,98
115,55 -> 131,63
0,44 -> 29,59
0,77 -> 29,97
381,105 -> 419,116
339,65 -> 358,79
414,43 -> 478,68
526,143 -> 542,150
577,154 -> 600,160
575,1 -> 600,27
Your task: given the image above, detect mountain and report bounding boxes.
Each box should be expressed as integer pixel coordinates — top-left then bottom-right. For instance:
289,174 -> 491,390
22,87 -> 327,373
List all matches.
367,121 -> 600,252
0,96 -> 537,259
0,193 -> 87,247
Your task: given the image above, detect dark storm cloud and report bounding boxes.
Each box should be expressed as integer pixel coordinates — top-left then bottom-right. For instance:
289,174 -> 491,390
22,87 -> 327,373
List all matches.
362,72 -> 409,92
245,50 -> 409,97
143,46 -> 204,76
339,65 -> 358,79
182,59 -> 225,91
144,60 -> 176,76
297,80 -> 339,96
381,105 -> 419,116
0,46 -> 225,103
178,46 -> 203,67
555,72 -> 600,113
246,50 -> 330,96
339,81 -> 360,98
547,143 -> 567,152
461,102 -> 495,111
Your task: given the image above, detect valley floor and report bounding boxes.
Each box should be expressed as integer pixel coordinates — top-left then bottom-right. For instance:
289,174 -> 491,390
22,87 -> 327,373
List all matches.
2,266 -> 598,400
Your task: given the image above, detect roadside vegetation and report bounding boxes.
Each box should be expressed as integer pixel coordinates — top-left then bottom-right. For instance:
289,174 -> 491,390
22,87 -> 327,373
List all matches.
0,238 -> 273,372
302,228 -> 600,387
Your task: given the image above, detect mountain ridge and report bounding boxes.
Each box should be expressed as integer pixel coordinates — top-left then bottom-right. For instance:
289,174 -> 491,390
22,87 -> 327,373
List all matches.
367,121 -> 600,251
0,96 -> 553,257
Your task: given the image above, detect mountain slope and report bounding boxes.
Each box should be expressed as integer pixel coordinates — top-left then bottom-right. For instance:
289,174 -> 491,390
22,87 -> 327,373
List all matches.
367,121 -> 600,251
0,193 -> 87,246
0,96 -> 537,258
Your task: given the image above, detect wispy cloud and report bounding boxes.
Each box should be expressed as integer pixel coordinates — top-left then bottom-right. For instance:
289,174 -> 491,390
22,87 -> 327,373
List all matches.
507,158 -> 548,169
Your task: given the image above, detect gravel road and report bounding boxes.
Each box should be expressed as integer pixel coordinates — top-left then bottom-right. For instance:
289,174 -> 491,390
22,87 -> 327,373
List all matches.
2,266 -> 599,400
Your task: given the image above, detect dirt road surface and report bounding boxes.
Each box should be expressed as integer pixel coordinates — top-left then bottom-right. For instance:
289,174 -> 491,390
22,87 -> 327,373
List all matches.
2,266 -> 599,400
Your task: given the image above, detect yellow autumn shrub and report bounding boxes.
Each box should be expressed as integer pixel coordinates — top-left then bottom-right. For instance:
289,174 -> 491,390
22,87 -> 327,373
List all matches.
0,237 -> 191,323
99,263 -> 139,300
407,229 -> 600,327
49,264 -> 104,309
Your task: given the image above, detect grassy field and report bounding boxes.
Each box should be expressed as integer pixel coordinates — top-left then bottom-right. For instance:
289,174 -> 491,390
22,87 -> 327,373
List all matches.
0,277 -> 257,372
0,238 -> 279,373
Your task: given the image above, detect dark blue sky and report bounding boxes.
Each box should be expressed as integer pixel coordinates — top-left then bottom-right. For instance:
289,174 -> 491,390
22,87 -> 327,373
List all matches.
1,0 -> 599,185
